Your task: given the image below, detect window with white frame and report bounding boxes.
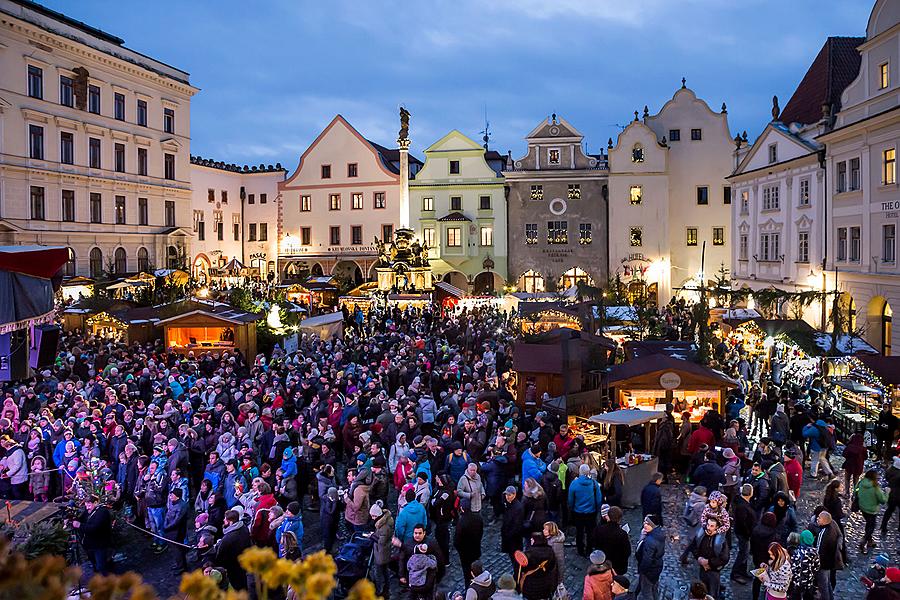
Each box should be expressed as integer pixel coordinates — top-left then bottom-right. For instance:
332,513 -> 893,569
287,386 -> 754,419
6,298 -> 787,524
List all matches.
850,157 -> 861,191
837,227 -> 848,261
799,179 -> 810,206
712,227 -> 725,246
798,231 -> 809,263
850,226 -> 861,261
837,161 -> 847,192
762,185 -> 780,210
300,195 -> 311,212
548,221 -> 568,245
885,224 -> 896,263
739,234 -> 748,260
423,227 -> 435,247
760,232 -> 780,261
480,226 -> 493,246
768,144 -> 777,164
446,227 -> 461,247
740,190 -> 749,214
423,197 -> 433,211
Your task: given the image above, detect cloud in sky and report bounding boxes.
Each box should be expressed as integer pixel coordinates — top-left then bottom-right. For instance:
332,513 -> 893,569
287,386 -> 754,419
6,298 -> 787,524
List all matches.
41,0 -> 874,170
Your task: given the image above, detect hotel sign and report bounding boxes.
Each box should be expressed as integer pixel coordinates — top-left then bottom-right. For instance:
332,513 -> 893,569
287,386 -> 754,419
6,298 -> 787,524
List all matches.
880,201 -> 900,218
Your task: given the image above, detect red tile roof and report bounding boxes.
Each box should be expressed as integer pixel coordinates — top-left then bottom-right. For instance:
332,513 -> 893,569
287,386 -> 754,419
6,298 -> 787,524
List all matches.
778,36 -> 864,127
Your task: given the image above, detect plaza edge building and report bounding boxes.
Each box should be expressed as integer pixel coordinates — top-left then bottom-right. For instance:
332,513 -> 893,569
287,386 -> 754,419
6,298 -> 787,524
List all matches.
0,0 -> 197,277
817,0 -> 900,356
608,85 -> 734,304
278,114 -> 421,286
504,115 -> 609,293
729,37 -> 863,329
409,130 -> 507,293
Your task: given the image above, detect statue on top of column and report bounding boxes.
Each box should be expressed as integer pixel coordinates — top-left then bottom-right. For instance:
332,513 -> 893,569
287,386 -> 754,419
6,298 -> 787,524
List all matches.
399,106 -> 410,141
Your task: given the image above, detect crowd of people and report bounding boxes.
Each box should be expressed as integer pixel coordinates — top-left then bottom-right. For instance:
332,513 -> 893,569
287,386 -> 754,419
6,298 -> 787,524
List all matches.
2,298 -> 900,600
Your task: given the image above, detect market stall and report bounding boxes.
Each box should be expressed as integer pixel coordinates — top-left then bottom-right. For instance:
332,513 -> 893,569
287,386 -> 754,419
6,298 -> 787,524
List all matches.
85,309 -> 157,344
60,276 -> 94,302
299,311 -> 345,340
157,300 -> 261,357
588,409 -> 663,507
518,302 -> 584,334
825,356 -> 898,436
606,355 -> 737,423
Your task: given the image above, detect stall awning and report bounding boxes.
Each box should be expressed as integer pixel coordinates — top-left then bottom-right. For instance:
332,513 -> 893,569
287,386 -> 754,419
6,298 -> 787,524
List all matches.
0,246 -> 68,332
434,281 -> 466,299
589,409 -> 667,426
607,355 -> 738,388
858,356 -> 900,386
836,379 -> 882,395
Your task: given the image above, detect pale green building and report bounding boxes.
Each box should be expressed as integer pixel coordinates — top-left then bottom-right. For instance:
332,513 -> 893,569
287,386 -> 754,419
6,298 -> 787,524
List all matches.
409,130 -> 507,293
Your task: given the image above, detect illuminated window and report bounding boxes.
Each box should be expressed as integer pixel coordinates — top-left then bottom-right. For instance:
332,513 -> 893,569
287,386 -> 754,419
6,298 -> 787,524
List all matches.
300,195 -> 311,212
568,184 -> 581,200
630,227 -> 643,247
531,185 -> 543,200
884,148 -> 896,184
548,149 -> 560,165
686,227 -> 698,246
548,221 -> 568,244
351,192 -> 363,210
881,62 -> 890,90
712,226 -> 725,246
446,227 -> 461,247
579,223 -> 592,245
480,226 -> 493,246
374,192 -> 386,208
798,231 -> 810,263
423,197 -> 434,211
525,223 -> 538,245
630,185 -> 642,205
115,196 -> 126,224
423,227 -> 435,247
329,194 -> 341,210
631,144 -> 644,163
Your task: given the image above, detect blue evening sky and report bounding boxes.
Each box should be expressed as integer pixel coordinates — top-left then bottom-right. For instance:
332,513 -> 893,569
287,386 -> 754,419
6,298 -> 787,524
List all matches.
42,0 -> 873,168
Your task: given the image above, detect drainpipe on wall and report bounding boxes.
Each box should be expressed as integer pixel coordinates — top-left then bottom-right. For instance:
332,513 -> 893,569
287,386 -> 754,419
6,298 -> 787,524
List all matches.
818,148 -> 827,331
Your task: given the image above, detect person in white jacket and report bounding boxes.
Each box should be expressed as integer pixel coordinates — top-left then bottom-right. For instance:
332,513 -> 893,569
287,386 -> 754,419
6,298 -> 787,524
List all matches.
0,436 -> 29,499
389,432 -> 411,473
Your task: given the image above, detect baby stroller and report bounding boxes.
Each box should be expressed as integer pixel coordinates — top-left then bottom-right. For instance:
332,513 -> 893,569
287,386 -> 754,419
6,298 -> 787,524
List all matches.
334,531 -> 374,597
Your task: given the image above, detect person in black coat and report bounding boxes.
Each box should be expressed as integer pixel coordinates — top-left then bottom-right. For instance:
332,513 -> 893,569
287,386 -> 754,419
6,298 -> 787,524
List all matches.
692,452 -> 726,493
500,486 -> 524,571
749,512 -> 777,600
515,532 -> 558,600
681,516 -> 730,600
591,505 -> 631,576
640,473 -> 664,523
635,515 -> 665,599
74,496 -> 112,575
730,483 -> 757,583
163,488 -> 190,573
214,509 -> 252,590
454,497 -> 484,586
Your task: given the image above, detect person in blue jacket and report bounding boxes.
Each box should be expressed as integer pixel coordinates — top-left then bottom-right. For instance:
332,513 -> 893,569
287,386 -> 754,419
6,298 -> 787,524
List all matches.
275,501 -> 304,558
802,419 -> 835,478
567,463 -> 602,556
394,489 -> 428,542
635,514 -> 666,600
480,450 -> 509,519
53,430 -> 81,467
521,443 -> 546,484
641,472 -> 664,522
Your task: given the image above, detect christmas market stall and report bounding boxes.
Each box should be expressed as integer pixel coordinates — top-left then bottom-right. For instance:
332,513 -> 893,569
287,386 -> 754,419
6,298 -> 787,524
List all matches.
60,276 -> 94,302
299,310 -> 345,340
85,309 -> 157,344
588,409 -> 664,507
157,299 -> 262,357
823,355 -> 900,436
518,302 -> 584,334
606,354 -> 737,423
304,276 -> 339,307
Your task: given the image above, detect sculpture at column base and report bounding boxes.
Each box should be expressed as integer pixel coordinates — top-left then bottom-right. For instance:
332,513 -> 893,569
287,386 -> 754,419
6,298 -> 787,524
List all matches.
374,228 -> 433,293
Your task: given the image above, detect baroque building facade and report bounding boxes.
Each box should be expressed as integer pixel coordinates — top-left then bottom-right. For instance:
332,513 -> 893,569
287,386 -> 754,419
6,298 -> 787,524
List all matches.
0,0 -> 197,277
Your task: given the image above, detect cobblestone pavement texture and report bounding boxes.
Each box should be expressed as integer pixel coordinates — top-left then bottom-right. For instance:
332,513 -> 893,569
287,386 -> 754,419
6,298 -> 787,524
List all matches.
108,454 -> 886,600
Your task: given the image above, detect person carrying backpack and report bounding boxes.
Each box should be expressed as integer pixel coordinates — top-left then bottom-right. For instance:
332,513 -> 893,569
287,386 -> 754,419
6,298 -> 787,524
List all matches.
802,420 -> 834,478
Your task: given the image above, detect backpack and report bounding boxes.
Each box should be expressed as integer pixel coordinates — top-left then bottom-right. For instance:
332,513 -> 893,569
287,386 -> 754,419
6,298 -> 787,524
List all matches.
817,424 -> 836,451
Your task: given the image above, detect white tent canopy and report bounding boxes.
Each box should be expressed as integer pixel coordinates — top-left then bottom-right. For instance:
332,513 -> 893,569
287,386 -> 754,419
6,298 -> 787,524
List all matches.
588,409 -> 666,426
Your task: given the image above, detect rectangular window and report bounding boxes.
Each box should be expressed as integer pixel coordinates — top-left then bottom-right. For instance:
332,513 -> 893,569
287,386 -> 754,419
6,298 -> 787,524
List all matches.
382,224 -> 393,242
446,227 -> 461,247
479,195 -> 491,210
249,223 -> 257,241
480,226 -> 493,246
29,124 -> 44,159
164,153 -> 175,179
27,65 -> 42,99
548,149 -> 560,165
837,161 -> 847,192
798,231 -> 810,263
768,144 -> 777,164
221,190 -> 228,204
88,84 -> 100,114
115,195 -> 126,224
548,220 -> 568,245
329,226 -> 340,245
115,143 -> 125,172
114,92 -> 125,121
449,160 -> 460,175
321,164 -> 331,179
248,194 -> 256,205
347,163 -> 358,177
451,196 -> 462,211
668,129 -> 681,142
691,128 -> 702,141
567,184 -> 581,200
351,225 -> 363,245
137,99 -> 147,126
351,192 -> 363,210
686,227 -> 698,246
374,192 -> 385,208
423,227 -> 435,247
233,222 -> 240,242
259,223 -> 267,241
630,185 -> 642,205
696,186 -> 709,205
525,223 -> 538,245
850,226 -> 861,261
723,186 -> 732,205
137,147 -> 148,175
740,190 -> 749,214
300,195 -> 311,212
59,76 -> 74,107
579,223 -> 592,245
713,226 -> 725,246
885,224 -> 896,263
60,131 -> 74,164
260,193 -> 267,204
760,232 -> 780,261
881,62 -> 890,90
301,227 -> 311,245
216,221 -> 224,241
739,234 -> 748,260
884,148 -> 896,184
763,185 -> 780,210
30,186 -> 45,220
208,189 -> 215,203
531,185 -> 543,200
423,197 -> 434,211
163,108 -> 175,134
165,200 -> 175,227
90,192 -> 102,223
61,189 -> 75,222
630,226 -> 643,247
138,197 -> 148,225
197,219 -> 206,241
329,194 -> 341,210
837,227 -> 848,261
799,179 -> 810,205
850,157 -> 861,190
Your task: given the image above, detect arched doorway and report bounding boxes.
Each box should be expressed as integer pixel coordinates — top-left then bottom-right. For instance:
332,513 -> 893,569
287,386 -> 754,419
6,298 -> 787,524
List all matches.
867,296 -> 893,355
114,247 -> 127,274
517,270 -> 545,294
442,271 -> 468,290
193,254 -> 211,282
558,267 -> 592,290
311,263 -> 324,277
332,260 -> 363,287
473,271 -> 504,295
166,245 -> 180,269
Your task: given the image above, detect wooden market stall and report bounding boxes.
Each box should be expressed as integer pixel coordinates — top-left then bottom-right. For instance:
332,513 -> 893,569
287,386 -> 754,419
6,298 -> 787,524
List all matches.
157,300 -> 262,358
60,276 -> 94,302
518,302 -> 584,334
588,409 -> 664,507
298,311 -> 345,340
606,354 -> 737,423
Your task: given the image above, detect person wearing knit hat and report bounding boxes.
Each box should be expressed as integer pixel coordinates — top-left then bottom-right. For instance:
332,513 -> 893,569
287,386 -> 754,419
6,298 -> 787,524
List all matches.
600,504 -> 610,520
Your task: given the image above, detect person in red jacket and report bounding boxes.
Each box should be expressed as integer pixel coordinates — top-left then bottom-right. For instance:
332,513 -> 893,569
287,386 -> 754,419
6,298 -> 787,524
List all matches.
553,424 -> 576,461
784,449 -> 803,500
687,423 -> 715,456
842,432 -> 867,494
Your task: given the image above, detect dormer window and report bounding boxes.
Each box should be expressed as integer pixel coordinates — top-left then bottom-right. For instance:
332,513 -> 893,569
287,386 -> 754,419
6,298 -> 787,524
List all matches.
768,143 -> 777,164
449,160 -> 460,175
548,148 -> 560,165
631,144 -> 644,163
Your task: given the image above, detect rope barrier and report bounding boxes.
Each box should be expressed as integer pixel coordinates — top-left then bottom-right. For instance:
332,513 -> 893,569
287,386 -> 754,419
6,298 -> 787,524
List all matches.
123,519 -> 196,549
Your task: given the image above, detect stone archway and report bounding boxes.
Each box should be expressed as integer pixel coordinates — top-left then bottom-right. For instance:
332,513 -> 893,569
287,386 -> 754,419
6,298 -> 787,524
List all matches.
516,270 -> 545,294
311,263 -> 324,277
867,296 -> 893,355
473,271 -> 504,295
558,267 -> 593,291
333,259 -> 363,287
193,253 -> 211,282
442,271 -> 469,290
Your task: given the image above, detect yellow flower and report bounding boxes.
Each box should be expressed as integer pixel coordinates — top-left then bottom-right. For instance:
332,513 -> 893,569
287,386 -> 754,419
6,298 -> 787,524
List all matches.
302,551 -> 337,578
305,572 -> 336,600
346,578 -> 377,600
262,558 -> 297,589
180,569 -> 221,600
239,546 -> 278,575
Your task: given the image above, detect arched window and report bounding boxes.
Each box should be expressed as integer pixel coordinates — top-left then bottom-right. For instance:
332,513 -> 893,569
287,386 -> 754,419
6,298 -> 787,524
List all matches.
137,247 -> 149,272
884,301 -> 893,356
167,245 -> 179,269
559,267 -> 592,290
89,247 -> 103,278
517,270 -> 545,294
65,248 -> 76,277
114,247 -> 127,274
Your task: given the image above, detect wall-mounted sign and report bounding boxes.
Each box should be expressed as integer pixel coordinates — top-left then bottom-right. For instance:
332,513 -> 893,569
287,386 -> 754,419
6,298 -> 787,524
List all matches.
659,371 -> 682,390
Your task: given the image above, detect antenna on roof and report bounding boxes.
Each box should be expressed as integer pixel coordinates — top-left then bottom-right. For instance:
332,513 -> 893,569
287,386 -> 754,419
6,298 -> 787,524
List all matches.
479,105 -> 491,150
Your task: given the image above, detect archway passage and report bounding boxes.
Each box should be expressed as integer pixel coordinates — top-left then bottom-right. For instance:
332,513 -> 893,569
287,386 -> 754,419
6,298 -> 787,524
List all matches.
473,271 -> 504,295
558,267 -> 592,290
442,271 -> 468,290
332,260 -> 364,287
838,292 -> 857,332
311,263 -> 324,277
193,254 -> 211,281
517,270 -> 545,294
867,296 -> 893,356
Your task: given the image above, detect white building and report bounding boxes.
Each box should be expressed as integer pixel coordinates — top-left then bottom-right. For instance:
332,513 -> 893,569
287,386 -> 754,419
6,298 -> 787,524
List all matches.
0,0 -> 197,277
608,85 -> 733,303
730,37 -> 863,327
818,0 -> 900,355
189,157 -> 285,282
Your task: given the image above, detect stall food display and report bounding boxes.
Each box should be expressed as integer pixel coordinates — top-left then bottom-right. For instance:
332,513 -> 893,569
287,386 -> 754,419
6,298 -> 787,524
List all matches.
518,302 -> 584,334
156,300 -> 262,358
826,356 -> 895,436
588,409 -> 664,507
